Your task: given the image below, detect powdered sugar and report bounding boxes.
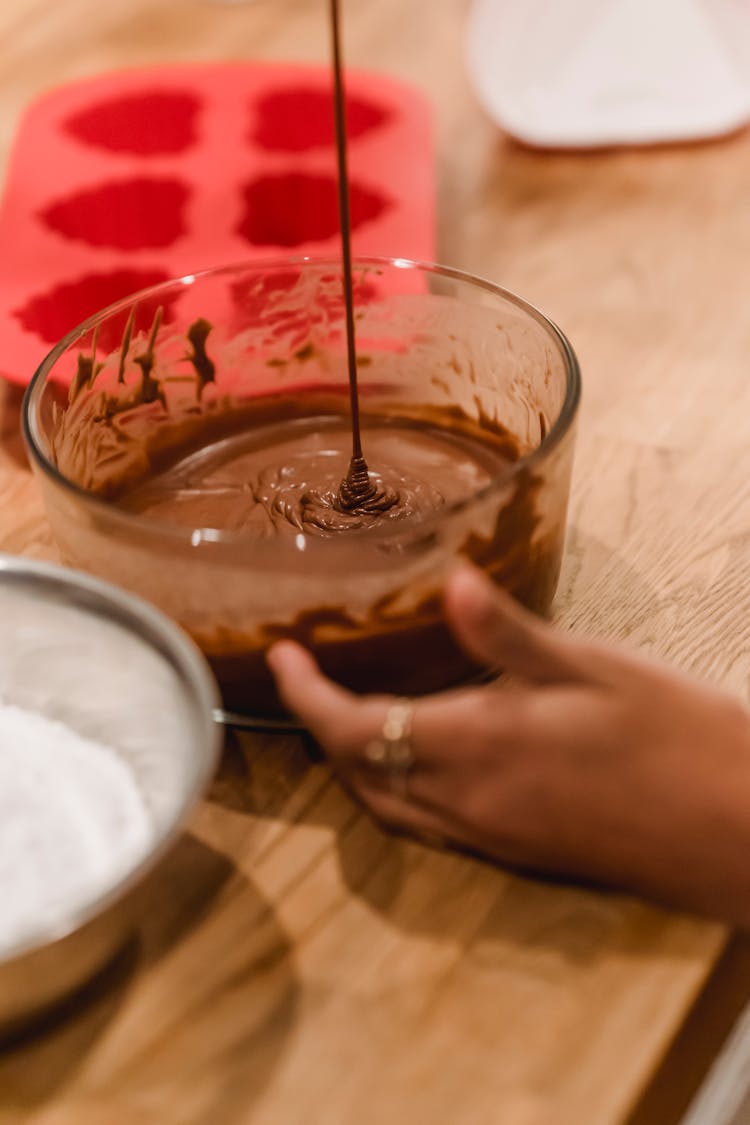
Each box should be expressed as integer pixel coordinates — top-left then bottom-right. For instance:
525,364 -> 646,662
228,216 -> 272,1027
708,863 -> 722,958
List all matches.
0,701 -> 153,955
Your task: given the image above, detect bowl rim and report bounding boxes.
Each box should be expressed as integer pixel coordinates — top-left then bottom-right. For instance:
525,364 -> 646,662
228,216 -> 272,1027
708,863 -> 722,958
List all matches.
22,255 -> 581,552
0,553 -> 222,967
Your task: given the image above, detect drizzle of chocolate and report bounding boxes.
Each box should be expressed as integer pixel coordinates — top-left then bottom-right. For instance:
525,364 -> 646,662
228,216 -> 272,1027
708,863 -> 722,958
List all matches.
69,324 -> 103,403
186,316 -> 216,398
329,0 -> 398,518
117,306 -> 136,384
133,305 -> 165,406
331,453 -> 397,516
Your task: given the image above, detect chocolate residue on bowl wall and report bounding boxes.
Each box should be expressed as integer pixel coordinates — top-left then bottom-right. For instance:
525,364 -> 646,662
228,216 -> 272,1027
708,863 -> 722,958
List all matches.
42,309 -> 562,716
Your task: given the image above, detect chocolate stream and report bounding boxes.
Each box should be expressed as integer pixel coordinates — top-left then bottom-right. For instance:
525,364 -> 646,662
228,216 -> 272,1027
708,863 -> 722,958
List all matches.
329,0 -> 398,517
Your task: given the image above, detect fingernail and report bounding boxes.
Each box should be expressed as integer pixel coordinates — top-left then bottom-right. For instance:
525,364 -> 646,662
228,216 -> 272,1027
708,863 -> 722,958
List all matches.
449,562 -> 493,600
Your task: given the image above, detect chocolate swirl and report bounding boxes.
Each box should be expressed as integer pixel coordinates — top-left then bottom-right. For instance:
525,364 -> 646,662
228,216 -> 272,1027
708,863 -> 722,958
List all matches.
253,452 -> 443,535
116,411 -> 507,542
335,454 -> 399,518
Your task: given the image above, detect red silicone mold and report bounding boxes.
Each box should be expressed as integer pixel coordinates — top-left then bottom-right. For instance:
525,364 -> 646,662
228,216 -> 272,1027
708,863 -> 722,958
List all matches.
0,62 -> 435,386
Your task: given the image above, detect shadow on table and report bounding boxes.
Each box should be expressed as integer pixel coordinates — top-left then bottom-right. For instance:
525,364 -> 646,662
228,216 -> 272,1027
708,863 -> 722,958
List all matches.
0,832 -> 300,1123
0,941 -> 138,1107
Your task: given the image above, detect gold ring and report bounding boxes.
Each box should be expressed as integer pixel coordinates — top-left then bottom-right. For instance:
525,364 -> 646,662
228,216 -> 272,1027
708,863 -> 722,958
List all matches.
363,699 -> 415,798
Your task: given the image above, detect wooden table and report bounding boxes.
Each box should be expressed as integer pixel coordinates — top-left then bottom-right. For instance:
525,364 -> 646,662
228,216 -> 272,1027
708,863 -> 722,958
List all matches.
2,1 -> 749,1122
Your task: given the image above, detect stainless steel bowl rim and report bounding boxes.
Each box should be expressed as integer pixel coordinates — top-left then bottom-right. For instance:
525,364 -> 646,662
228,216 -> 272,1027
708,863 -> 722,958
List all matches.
0,553 -> 222,966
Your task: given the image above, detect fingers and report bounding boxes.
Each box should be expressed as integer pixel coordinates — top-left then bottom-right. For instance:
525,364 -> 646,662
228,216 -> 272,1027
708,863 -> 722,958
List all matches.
267,640 -> 353,739
267,640 -> 346,717
444,564 -> 623,687
267,638 -> 489,777
266,639 -> 552,864
269,639 -> 515,769
267,641 -> 470,846
267,640 -> 393,760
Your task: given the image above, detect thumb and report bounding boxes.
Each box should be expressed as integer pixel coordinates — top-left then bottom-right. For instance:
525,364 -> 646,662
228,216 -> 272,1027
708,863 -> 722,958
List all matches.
443,565 -> 614,686
266,640 -> 356,742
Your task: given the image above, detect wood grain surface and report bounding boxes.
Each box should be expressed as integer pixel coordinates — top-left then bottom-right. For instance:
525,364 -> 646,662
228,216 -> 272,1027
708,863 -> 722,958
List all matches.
1,2 -> 748,1122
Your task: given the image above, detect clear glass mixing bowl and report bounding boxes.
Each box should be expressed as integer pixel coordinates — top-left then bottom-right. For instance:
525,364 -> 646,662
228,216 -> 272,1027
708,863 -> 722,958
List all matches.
23,257 -> 580,719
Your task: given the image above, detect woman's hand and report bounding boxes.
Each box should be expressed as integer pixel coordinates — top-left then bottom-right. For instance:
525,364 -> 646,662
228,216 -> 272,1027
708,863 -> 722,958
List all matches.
267,565 -> 750,926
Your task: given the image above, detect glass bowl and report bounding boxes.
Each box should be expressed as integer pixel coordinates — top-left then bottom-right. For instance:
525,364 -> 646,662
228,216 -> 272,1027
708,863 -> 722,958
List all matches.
23,257 -> 580,721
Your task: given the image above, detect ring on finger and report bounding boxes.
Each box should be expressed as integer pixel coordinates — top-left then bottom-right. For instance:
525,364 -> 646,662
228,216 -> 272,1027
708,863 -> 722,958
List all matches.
363,699 -> 415,798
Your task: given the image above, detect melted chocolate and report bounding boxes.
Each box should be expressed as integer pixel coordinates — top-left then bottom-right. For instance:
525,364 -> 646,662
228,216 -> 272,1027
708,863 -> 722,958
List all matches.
107,393 -> 561,716
195,460 -> 561,718
119,400 -> 508,536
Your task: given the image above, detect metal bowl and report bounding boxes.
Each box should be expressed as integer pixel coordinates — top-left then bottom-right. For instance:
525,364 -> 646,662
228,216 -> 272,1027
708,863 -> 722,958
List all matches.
0,554 -> 221,1035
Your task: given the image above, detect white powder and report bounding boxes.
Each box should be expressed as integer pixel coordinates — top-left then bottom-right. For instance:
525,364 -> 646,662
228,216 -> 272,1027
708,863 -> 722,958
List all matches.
0,701 -> 153,955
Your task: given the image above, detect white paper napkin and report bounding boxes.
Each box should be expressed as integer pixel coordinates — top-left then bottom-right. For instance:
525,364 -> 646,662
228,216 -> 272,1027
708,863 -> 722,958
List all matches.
467,0 -> 750,147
